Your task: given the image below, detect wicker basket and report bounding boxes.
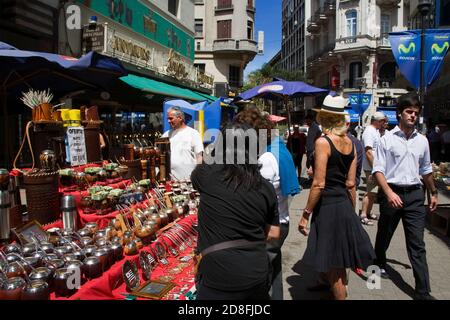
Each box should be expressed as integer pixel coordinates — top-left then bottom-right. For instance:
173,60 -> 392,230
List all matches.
118,159 -> 142,180
23,172 -> 60,224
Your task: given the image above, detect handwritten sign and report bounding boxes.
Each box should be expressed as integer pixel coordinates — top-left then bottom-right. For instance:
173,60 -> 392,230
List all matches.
67,127 -> 87,166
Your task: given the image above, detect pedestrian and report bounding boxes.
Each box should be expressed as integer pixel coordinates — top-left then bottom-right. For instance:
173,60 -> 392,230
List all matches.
162,106 -> 204,180
235,108 -> 300,300
379,116 -> 390,137
441,125 -> 450,162
305,113 -> 322,183
373,92 -> 438,300
298,94 -> 375,300
426,120 -> 441,164
360,111 -> 386,225
287,125 -> 306,179
192,122 -> 280,300
345,113 -> 364,187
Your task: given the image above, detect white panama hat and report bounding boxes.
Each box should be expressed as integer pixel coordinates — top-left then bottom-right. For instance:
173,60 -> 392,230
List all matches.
313,94 -> 349,115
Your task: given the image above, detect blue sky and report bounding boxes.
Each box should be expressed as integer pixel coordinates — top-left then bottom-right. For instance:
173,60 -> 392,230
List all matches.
244,0 -> 282,80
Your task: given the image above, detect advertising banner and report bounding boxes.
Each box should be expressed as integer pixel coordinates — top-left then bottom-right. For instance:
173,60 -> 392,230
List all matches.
389,29 -> 450,89
388,31 -> 421,89
425,29 -> 450,87
348,94 -> 372,115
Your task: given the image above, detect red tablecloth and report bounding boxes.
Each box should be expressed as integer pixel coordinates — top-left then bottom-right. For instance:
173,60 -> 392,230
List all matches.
51,215 -> 198,300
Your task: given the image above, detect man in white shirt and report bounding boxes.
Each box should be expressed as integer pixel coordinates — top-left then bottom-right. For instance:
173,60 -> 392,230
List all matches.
360,111 -> 386,225
373,92 -> 438,300
162,107 -> 204,180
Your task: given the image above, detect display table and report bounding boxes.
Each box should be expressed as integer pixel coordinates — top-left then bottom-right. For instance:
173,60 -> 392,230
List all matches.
49,215 -> 197,300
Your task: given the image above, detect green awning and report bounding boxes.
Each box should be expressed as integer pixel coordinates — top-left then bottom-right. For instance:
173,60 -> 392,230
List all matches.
192,91 -> 218,102
120,74 -> 208,102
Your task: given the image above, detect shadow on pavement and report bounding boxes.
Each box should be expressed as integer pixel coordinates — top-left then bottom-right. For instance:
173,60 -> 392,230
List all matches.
386,258 -> 412,270
286,259 -> 333,300
425,221 -> 450,250
385,264 -> 415,299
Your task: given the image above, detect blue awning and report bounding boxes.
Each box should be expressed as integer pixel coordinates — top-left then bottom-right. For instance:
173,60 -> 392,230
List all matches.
378,108 -> 398,124
345,108 -> 360,123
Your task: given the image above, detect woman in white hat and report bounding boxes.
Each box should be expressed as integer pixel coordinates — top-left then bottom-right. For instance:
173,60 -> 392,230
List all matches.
298,95 -> 375,300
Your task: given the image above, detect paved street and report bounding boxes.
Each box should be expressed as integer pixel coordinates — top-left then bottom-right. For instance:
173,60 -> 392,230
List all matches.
282,182 -> 450,300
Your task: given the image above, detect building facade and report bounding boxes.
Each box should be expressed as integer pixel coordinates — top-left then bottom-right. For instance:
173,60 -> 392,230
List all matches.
281,0 -> 306,74
60,0 -> 214,92
305,0 -> 409,124
194,0 -> 259,97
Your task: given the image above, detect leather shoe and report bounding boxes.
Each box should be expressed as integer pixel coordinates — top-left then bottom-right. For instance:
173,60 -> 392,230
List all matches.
307,282 -> 331,292
414,293 -> 437,300
380,268 -> 389,279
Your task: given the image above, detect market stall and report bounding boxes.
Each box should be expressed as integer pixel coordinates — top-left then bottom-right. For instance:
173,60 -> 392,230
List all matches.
0,160 -> 199,300
430,162 -> 450,237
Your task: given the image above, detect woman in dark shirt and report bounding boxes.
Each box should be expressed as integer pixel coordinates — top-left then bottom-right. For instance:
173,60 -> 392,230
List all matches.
191,123 -> 280,300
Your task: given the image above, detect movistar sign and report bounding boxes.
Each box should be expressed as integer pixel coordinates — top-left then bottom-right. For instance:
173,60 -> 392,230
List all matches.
398,42 -> 416,54
431,42 -> 449,55
389,29 -> 450,89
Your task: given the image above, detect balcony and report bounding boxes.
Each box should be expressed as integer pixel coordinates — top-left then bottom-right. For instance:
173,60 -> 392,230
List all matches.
194,0 -> 204,4
215,2 -> 234,13
247,5 -> 256,13
307,18 -> 320,33
376,0 -> 401,7
377,34 -> 391,48
315,10 -> 328,25
213,39 -> 258,54
324,1 -> 336,16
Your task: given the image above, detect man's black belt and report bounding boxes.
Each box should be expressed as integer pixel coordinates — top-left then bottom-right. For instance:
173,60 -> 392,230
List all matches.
388,184 -> 422,193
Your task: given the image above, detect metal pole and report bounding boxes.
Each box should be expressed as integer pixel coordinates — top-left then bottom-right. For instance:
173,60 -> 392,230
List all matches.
285,96 -> 293,151
419,14 -> 426,133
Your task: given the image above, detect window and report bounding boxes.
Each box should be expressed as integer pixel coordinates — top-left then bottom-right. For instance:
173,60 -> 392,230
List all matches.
195,63 -> 206,73
247,21 -> 253,40
168,0 -> 178,16
378,62 -> 396,87
248,0 -> 254,8
196,41 -> 201,50
349,62 -> 362,88
217,0 -> 232,9
217,20 -> 232,39
380,14 -> 391,45
229,65 -> 241,88
346,10 -> 357,37
195,19 -> 203,37
441,0 -> 450,26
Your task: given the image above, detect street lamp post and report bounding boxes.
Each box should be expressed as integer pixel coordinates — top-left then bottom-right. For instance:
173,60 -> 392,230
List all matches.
356,77 -> 366,140
418,0 -> 432,133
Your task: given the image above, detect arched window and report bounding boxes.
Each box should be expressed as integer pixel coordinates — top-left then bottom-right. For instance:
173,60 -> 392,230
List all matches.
346,10 -> 357,37
349,61 -> 362,88
378,62 -> 397,87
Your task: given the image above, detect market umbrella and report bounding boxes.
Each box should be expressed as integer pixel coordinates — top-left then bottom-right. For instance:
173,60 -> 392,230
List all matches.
235,80 -> 328,146
268,114 -> 287,123
0,41 -> 128,96
0,41 -> 128,167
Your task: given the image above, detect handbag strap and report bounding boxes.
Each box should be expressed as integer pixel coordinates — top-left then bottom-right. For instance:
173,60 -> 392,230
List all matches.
201,239 -> 266,257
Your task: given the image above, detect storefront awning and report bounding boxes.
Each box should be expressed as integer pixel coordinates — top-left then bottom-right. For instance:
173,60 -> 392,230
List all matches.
192,91 -> 219,102
378,108 -> 398,125
120,74 -> 211,102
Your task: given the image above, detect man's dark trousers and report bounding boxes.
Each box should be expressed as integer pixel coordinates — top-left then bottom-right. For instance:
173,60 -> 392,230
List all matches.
266,223 -> 289,300
374,187 -> 431,294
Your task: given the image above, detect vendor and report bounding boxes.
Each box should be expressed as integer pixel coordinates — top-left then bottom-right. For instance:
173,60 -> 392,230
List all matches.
162,107 -> 204,180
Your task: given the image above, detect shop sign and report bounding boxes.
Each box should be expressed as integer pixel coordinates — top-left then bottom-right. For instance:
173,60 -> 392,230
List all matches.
110,34 -> 151,61
66,127 -> 87,166
166,49 -> 188,80
198,72 -> 214,86
82,24 -> 106,54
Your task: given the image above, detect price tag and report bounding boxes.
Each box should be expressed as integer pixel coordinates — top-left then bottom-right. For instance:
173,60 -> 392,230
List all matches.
66,127 -> 87,166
